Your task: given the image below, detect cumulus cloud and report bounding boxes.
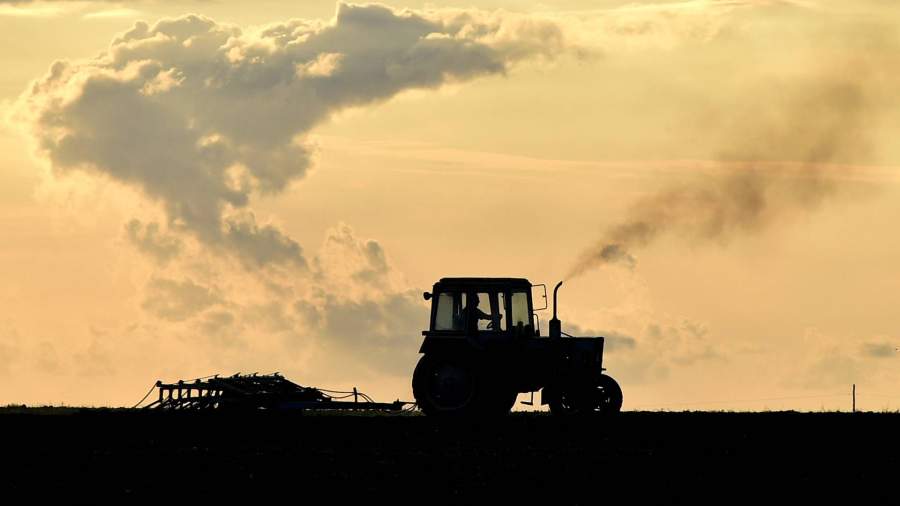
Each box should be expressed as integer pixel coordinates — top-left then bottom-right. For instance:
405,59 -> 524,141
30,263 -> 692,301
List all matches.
125,219 -> 182,265
196,309 -> 243,348
353,240 -> 389,284
783,329 -> 900,390
563,315 -> 725,387
298,223 -> 427,374
141,277 -> 223,321
315,223 -> 393,287
861,341 -> 896,359
14,3 -> 566,268
563,322 -> 637,353
315,290 -> 426,374
567,317 -> 725,385
129,223 -> 425,377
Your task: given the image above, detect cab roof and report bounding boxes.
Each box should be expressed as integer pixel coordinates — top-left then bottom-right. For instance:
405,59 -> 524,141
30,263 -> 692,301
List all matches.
435,277 -> 532,288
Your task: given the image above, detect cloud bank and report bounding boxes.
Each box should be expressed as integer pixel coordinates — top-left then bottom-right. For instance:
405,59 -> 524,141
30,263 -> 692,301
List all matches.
14,3 -> 564,268
129,222 -> 428,378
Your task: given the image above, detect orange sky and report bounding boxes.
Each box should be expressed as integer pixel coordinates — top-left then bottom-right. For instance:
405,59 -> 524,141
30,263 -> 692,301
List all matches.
1,0 -> 899,411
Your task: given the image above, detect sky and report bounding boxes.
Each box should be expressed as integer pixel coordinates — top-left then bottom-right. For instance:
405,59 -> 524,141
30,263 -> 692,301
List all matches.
1,0 -> 899,411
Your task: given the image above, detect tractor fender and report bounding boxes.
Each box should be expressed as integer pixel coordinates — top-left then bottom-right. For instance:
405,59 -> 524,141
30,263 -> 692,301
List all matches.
418,336 -> 483,356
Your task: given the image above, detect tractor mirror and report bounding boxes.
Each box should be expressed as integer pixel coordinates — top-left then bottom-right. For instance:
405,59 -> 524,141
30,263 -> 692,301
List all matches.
532,284 -> 548,311
423,292 -> 432,300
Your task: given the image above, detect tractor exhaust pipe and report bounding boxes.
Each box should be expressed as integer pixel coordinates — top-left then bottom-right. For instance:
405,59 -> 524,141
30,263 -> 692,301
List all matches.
549,281 -> 562,338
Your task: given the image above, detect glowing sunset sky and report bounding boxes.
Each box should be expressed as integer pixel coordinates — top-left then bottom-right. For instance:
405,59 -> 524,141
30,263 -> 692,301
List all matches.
1,0 -> 899,410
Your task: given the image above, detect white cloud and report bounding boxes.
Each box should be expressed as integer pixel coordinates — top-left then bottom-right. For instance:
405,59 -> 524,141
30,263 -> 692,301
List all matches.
82,7 -> 142,19
0,3 -> 66,17
14,3 -> 567,268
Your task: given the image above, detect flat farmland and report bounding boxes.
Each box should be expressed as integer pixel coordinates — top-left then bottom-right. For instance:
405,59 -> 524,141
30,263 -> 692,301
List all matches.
4,409 -> 898,503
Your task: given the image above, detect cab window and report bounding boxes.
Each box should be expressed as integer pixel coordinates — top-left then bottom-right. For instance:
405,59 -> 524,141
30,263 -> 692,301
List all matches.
511,291 -> 530,334
497,291 -> 509,332
434,291 -> 466,330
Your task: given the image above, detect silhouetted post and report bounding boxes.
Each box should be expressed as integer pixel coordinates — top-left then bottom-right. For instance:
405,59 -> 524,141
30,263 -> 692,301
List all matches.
353,387 -> 358,403
852,384 -> 856,413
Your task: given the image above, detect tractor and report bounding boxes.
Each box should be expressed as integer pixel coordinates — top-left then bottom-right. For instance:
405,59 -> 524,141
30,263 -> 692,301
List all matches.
412,278 -> 623,416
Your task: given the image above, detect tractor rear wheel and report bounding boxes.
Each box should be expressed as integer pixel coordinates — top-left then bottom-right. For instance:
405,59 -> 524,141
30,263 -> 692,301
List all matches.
412,355 -> 518,416
412,354 -> 479,416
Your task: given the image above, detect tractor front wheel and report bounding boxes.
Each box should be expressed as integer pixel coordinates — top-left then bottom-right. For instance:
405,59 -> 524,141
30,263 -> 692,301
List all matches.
549,374 -> 623,416
596,374 -> 623,414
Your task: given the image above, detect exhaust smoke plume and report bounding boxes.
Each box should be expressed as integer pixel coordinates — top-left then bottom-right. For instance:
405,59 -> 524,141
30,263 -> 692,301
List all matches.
567,73 -> 879,279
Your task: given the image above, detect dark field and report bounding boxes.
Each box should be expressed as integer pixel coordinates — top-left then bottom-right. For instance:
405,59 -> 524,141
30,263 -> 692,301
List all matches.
5,408 -> 899,503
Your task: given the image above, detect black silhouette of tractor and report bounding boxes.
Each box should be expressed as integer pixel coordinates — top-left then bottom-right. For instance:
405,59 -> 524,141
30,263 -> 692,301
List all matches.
412,278 -> 622,416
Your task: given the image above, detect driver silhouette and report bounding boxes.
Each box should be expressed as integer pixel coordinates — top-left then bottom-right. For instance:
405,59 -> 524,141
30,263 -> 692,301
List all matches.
464,293 -> 493,334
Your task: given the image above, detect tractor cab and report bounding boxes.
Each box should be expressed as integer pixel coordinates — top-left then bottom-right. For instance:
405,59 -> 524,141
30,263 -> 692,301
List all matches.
423,277 -> 540,340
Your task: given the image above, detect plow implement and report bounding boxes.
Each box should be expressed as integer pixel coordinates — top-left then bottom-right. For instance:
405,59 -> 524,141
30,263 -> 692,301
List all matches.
138,373 -> 412,412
